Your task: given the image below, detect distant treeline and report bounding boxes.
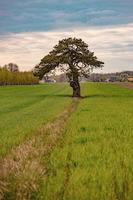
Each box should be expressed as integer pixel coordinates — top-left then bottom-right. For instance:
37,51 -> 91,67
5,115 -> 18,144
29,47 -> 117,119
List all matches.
44,71 -> 133,83
0,67 -> 39,85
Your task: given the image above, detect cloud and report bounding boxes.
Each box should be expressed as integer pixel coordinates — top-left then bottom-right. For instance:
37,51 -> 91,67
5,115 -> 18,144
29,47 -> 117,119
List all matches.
0,0 -> 133,33
0,23 -> 133,73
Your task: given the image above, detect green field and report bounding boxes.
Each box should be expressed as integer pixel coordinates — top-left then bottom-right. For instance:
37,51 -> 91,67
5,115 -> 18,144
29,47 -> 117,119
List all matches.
37,83 -> 133,200
0,84 -> 71,156
0,83 -> 133,199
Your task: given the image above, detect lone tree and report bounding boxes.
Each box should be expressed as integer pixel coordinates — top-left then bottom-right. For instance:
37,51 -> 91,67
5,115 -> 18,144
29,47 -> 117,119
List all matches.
33,38 -> 104,97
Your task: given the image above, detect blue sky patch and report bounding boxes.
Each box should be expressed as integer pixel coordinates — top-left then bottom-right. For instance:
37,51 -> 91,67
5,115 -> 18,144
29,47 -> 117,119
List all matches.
0,0 -> 133,33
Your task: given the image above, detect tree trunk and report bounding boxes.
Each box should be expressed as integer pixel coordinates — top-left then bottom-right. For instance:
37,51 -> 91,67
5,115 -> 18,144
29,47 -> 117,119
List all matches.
73,84 -> 80,97
70,79 -> 81,97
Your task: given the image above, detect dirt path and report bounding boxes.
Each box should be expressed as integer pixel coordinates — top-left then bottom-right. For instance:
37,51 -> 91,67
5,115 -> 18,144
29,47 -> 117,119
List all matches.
0,98 -> 79,200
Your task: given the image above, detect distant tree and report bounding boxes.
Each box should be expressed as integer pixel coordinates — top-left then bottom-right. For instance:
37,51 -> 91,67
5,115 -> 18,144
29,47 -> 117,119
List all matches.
33,38 -> 104,97
5,63 -> 19,72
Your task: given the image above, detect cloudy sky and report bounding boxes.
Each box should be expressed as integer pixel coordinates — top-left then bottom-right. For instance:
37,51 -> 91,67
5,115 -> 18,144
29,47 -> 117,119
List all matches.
0,0 -> 133,72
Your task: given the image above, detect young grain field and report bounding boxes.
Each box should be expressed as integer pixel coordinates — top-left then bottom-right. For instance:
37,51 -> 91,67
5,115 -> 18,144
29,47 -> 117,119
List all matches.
0,83 -> 133,200
37,83 -> 133,200
0,84 -> 71,156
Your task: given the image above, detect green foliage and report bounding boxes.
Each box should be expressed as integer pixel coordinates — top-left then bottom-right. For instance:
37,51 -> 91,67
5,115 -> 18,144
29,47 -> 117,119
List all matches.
37,83 -> 133,200
33,37 -> 104,80
0,67 -> 39,85
34,38 -> 104,97
0,84 -> 71,155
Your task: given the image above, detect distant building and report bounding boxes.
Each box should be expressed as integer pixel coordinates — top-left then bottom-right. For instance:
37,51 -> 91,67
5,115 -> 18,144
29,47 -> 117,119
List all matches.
108,76 -> 118,82
40,77 -> 56,83
105,77 -> 117,82
105,78 -> 110,82
127,76 -> 133,82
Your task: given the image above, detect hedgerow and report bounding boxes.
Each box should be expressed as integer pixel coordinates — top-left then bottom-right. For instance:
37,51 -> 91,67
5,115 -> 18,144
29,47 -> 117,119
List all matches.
0,68 -> 39,85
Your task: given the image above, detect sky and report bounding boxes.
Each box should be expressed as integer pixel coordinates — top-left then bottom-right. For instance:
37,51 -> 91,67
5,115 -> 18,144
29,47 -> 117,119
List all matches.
0,0 -> 133,72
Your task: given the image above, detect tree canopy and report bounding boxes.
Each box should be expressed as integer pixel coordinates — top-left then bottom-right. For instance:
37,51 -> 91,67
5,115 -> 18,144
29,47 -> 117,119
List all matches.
33,37 -> 104,97
4,63 -> 19,72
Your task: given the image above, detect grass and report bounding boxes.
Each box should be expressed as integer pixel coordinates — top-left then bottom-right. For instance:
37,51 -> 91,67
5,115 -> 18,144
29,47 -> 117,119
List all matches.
0,98 -> 79,199
0,83 -> 133,199
0,83 -> 71,156
37,83 -> 133,200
